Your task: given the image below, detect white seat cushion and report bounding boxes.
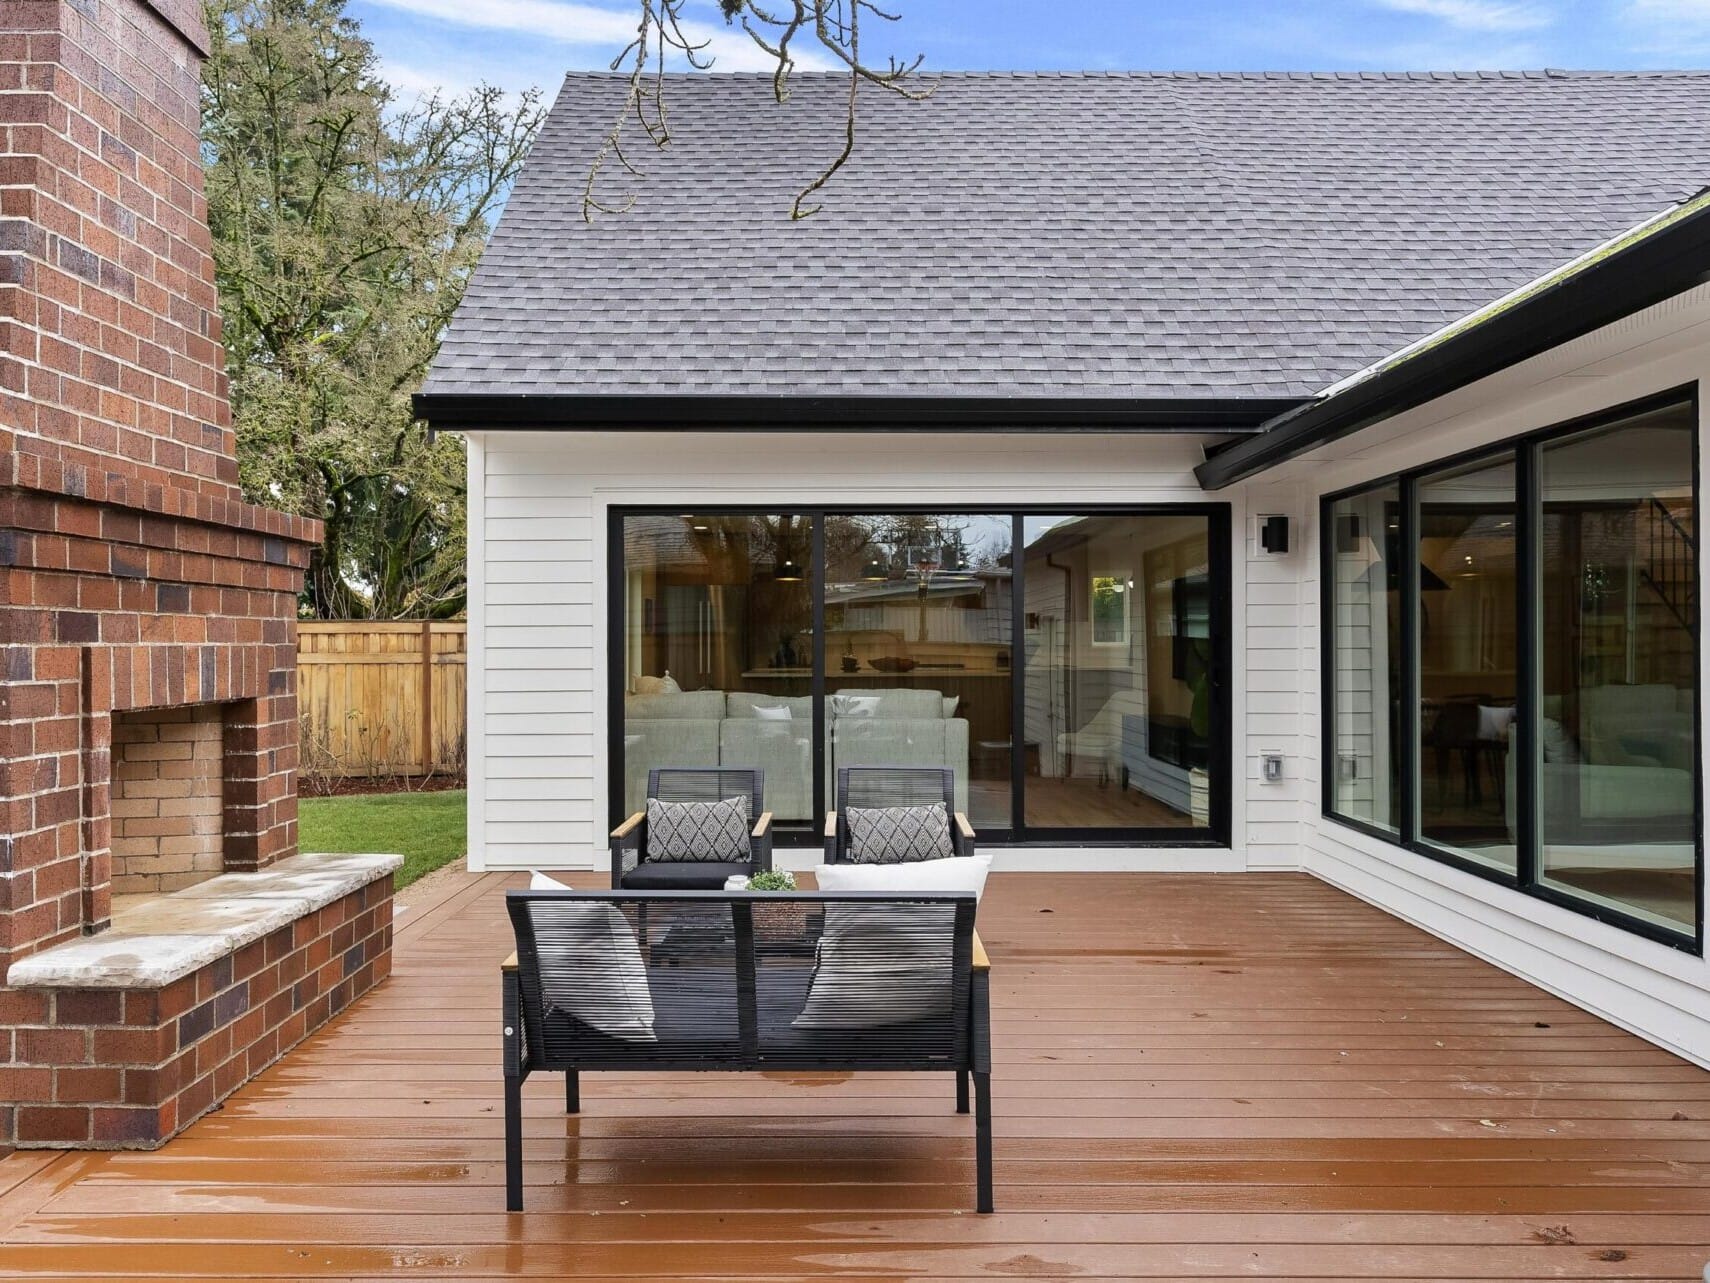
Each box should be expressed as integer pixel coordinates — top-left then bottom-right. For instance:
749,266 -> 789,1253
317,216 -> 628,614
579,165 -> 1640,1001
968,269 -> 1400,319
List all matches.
814,854 -> 991,901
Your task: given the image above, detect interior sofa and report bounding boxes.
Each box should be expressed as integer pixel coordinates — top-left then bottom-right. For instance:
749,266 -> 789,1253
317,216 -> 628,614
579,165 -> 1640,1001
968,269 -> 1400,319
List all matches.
1503,685 -> 1694,844
622,688 -> 969,818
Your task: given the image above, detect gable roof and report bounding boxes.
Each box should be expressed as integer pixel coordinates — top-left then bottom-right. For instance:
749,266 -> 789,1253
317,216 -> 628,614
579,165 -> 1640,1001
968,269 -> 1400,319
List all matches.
1196,190 -> 1710,488
419,70 -> 1710,424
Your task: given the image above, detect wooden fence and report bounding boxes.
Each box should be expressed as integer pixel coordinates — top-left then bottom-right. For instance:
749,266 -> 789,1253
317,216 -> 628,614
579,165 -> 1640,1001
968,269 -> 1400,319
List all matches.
297,622 -> 467,778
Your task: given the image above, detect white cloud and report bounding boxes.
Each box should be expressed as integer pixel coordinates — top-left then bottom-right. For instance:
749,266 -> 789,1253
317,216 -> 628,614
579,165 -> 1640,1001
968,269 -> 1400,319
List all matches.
1623,0 -> 1710,51
379,57 -> 476,102
1626,0 -> 1710,25
1374,0 -> 1556,31
364,0 -> 833,73
1628,0 -> 1710,14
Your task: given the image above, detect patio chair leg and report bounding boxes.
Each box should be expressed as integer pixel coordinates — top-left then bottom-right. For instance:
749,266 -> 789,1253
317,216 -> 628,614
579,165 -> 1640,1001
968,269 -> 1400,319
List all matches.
956,1069 -> 969,1114
565,1070 -> 579,1114
973,1070 -> 993,1213
504,1076 -> 524,1212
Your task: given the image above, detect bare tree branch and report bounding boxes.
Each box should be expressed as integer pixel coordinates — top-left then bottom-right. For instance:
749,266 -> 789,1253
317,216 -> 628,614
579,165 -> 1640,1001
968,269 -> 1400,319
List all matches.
584,0 -> 930,221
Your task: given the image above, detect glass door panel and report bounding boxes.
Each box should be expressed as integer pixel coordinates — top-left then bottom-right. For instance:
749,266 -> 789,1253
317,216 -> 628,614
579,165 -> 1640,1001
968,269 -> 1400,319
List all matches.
1537,403 -> 1697,934
1417,453 -> 1518,872
620,514 -> 814,829
823,515 -> 1013,831
1023,514 -> 1214,831
1328,486 -> 1403,832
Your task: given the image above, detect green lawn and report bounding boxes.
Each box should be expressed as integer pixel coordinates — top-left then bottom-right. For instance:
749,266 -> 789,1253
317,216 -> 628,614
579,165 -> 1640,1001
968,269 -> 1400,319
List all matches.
298,789 -> 467,890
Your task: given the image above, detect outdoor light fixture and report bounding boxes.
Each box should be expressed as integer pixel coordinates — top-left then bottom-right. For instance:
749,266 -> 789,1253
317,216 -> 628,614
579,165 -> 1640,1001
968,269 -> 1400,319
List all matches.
1336,513 -> 1361,553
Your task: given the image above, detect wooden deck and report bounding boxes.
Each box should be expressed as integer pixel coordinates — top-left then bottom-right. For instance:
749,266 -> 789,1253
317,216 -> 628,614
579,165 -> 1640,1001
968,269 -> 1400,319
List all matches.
3,870 -> 1709,1280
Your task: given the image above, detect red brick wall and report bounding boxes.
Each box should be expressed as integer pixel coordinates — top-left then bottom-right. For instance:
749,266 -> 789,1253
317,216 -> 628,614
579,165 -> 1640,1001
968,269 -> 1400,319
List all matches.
0,1 -> 321,973
1,873 -> 392,1148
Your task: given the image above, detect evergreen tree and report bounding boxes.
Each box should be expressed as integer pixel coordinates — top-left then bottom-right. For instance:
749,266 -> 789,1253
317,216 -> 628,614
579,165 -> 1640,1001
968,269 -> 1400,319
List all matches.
202,0 -> 543,617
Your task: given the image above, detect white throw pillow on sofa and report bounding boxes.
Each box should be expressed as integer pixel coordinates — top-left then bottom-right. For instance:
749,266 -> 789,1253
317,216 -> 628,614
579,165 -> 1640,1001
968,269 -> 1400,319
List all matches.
527,872 -> 656,1041
814,853 -> 991,901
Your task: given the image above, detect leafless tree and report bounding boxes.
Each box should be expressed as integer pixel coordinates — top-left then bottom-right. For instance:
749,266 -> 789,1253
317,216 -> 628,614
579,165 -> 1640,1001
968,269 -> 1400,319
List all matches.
587,0 -> 930,220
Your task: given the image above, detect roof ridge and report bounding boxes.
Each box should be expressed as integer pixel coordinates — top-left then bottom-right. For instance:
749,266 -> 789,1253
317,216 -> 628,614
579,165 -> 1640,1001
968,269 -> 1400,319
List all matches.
555,68 -> 1710,82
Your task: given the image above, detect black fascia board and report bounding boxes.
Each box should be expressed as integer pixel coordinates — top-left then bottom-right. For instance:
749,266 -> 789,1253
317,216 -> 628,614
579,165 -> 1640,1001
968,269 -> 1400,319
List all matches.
410,393 -> 1307,434
1195,200 -> 1710,491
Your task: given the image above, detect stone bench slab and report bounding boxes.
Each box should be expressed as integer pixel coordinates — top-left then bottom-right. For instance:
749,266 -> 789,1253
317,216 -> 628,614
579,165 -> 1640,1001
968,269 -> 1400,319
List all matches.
6,852 -> 402,989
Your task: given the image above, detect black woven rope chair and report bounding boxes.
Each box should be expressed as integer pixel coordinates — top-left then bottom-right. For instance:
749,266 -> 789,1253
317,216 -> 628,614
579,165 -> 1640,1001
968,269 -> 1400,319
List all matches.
824,765 -> 976,864
610,767 -> 771,890
502,889 -> 993,1212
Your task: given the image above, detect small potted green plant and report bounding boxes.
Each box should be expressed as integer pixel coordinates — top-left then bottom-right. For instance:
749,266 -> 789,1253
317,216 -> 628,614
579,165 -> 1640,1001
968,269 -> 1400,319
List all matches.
744,870 -> 811,943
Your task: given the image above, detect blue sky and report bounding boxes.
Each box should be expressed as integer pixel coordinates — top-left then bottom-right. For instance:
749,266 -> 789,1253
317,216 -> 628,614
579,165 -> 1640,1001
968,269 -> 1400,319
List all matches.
348,0 -> 1710,101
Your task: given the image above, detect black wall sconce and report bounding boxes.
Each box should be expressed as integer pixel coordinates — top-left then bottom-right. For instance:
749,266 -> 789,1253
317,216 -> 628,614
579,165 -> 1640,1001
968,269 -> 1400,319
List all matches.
1335,513 -> 1360,554
1259,514 -> 1289,554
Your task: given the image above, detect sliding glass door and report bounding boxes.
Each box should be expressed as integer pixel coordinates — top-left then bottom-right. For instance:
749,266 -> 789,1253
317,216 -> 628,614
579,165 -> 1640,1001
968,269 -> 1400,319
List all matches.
823,515 -> 1014,830
618,514 -> 814,825
614,507 -> 1229,845
1023,514 -> 1216,831
1536,411 -> 1697,934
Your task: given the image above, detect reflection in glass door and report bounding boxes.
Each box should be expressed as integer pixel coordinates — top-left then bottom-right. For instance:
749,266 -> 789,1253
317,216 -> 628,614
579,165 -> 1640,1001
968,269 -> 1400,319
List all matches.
620,514 -> 814,829
1537,404 -> 1697,933
1417,452 -> 1518,872
613,507 -> 1228,844
1022,514 -> 1215,830
823,515 -> 1014,831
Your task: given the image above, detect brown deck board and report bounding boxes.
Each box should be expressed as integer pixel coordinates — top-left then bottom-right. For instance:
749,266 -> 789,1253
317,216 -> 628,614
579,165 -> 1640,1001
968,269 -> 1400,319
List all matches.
2,870 -> 1708,1279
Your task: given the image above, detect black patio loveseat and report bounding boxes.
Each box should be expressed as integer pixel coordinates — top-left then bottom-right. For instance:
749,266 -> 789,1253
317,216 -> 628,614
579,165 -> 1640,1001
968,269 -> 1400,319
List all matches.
501,889 -> 993,1212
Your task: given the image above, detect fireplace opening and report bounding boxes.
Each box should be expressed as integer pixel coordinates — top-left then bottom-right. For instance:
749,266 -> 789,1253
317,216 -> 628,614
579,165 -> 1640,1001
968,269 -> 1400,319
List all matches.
109,704 -> 228,899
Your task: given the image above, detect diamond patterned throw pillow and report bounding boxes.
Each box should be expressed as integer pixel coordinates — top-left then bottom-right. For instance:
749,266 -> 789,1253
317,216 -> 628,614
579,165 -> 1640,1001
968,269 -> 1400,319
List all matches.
646,795 -> 750,862
846,804 -> 953,864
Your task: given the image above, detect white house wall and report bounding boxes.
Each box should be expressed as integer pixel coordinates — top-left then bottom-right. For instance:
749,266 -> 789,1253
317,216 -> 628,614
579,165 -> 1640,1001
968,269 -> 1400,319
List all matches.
1272,283 -> 1710,1068
464,431 -> 1307,876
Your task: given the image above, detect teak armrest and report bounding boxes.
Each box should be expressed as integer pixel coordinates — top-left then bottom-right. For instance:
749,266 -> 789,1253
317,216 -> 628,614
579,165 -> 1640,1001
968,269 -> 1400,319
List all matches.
610,811 -> 645,840
501,950 -> 518,972
824,811 -> 838,838
971,931 -> 989,973
752,811 -> 773,837
954,812 -> 976,839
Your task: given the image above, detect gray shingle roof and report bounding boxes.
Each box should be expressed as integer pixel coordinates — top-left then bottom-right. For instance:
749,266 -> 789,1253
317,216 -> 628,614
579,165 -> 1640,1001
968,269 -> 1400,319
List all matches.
423,70 -> 1710,404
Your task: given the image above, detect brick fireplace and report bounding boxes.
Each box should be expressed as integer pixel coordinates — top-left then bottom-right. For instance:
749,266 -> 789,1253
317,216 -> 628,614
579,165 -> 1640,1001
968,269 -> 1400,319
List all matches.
0,0 -> 399,1149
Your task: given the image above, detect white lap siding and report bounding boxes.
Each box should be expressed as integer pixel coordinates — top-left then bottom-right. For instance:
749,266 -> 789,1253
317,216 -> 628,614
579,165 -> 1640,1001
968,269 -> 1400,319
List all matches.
1283,283 -> 1710,1067
464,430 -> 1303,874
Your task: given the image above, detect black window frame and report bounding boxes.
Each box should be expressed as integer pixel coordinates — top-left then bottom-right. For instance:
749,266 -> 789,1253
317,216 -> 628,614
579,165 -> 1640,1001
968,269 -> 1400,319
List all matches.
608,503 -> 1233,850
1320,384 -> 1704,954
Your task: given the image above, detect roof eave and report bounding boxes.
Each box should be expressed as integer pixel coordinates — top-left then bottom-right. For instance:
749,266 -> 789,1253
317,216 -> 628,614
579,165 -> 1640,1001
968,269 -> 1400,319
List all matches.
412,393 -> 1307,434
1194,194 -> 1710,491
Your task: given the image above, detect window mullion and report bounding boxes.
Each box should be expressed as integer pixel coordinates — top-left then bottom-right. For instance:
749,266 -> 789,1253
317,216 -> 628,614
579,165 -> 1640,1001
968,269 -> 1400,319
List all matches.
1516,445 -> 1540,889
1399,474 -> 1420,847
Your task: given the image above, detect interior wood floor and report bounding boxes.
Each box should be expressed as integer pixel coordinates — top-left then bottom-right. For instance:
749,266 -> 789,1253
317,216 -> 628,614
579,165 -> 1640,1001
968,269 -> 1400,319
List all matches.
967,777 -> 1193,829
2,870 -> 1708,1280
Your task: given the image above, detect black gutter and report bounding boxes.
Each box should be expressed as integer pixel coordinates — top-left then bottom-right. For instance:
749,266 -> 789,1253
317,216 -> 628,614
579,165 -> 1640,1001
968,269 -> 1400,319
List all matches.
411,393 -> 1305,434
1195,198 -> 1710,491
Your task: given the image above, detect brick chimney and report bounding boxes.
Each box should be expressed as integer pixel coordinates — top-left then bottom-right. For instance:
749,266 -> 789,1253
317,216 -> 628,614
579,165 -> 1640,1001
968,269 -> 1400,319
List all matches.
0,0 -> 322,974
